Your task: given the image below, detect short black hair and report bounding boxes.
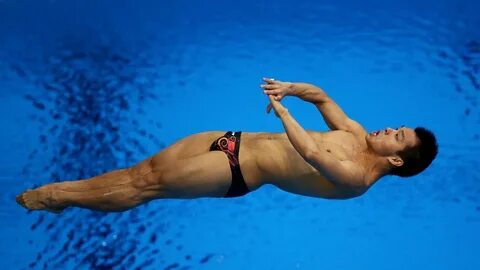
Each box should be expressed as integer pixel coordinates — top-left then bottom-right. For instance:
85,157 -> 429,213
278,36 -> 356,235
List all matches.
390,127 -> 438,177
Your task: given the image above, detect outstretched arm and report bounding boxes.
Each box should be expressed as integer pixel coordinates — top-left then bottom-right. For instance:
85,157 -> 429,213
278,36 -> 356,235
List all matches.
265,94 -> 317,160
265,94 -> 364,189
261,78 -> 366,135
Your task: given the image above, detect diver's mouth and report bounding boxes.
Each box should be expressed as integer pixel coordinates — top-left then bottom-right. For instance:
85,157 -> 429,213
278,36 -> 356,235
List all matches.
370,129 -> 389,137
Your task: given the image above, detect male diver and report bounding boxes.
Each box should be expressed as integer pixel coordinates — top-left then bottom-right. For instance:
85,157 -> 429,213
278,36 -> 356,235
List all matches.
16,78 -> 438,213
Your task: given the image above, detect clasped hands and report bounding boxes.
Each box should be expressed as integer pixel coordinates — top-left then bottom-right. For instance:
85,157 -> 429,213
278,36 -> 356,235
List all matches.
260,77 -> 294,118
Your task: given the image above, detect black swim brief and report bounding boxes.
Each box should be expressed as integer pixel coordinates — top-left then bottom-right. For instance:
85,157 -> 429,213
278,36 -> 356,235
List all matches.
209,131 -> 250,198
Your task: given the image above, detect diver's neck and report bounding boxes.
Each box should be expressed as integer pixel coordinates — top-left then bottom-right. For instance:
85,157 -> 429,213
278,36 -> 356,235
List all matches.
360,148 -> 392,186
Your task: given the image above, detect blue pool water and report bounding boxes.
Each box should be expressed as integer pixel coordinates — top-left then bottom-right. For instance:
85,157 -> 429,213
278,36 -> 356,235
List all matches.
0,0 -> 479,269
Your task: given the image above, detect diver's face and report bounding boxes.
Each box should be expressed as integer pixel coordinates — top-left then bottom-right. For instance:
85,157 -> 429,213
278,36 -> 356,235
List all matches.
366,126 -> 419,156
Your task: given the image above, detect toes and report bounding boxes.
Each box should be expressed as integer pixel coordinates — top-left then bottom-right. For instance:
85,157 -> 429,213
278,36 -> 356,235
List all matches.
16,189 -> 63,213
16,192 -> 27,208
20,190 -> 43,210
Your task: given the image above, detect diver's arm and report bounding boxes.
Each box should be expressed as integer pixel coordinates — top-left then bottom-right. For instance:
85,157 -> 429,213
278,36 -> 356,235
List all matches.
272,96 -> 364,188
267,95 -> 318,160
290,82 -> 328,104
267,95 -> 365,189
306,150 -> 365,189
292,83 -> 366,134
262,78 -> 366,134
278,107 -> 318,160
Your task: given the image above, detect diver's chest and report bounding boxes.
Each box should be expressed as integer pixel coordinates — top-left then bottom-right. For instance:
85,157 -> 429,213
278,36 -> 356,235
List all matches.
315,134 -> 359,161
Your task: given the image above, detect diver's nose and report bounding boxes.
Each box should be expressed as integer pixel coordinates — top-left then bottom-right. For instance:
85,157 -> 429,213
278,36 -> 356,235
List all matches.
385,128 -> 394,134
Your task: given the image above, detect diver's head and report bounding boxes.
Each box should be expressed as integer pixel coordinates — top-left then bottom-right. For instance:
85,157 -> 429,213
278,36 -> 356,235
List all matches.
366,126 -> 438,177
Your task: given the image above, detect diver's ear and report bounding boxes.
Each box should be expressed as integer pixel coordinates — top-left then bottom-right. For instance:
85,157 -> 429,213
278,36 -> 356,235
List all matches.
387,156 -> 404,167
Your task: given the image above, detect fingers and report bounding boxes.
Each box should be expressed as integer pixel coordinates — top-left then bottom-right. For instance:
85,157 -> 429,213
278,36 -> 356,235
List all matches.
267,95 -> 281,113
263,89 -> 280,96
262,77 -> 279,84
260,84 -> 277,90
266,103 -> 272,113
261,81 -> 282,97
262,78 -> 285,116
268,94 -> 283,103
261,83 -> 283,97
266,94 -> 287,118
262,90 -> 283,101
266,94 -> 281,102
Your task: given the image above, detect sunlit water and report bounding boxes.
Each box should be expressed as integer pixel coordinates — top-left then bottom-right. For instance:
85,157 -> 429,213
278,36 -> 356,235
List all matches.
0,0 -> 479,269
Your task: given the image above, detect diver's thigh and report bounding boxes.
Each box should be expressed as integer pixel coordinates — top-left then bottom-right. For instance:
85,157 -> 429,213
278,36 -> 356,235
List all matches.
159,151 -> 232,198
151,131 -> 226,166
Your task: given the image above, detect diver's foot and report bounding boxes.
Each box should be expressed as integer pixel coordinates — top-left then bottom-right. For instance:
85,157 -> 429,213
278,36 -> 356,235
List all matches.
16,188 -> 66,214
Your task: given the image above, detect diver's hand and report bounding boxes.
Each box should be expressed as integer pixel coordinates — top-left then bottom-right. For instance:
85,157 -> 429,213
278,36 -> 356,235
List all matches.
261,77 -> 293,113
267,94 -> 289,118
